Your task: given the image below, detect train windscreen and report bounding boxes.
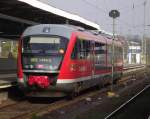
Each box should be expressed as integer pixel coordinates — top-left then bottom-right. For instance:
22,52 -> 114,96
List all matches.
22,36 -> 68,71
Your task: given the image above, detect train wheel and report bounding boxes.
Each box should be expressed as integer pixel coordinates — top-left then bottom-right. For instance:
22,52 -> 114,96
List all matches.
113,78 -> 118,84
67,82 -> 82,100
67,92 -> 77,100
97,81 -> 104,89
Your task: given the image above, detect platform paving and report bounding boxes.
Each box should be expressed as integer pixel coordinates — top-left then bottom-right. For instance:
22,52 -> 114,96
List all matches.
0,73 -> 17,88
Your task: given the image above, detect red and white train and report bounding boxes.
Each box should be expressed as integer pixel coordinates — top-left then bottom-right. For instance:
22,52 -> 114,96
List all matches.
17,24 -> 123,97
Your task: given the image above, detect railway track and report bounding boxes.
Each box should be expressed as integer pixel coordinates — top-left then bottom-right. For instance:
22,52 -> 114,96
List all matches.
0,89 -> 107,119
0,86 -> 109,119
0,65 -> 147,119
104,84 -> 150,119
0,98 -> 64,119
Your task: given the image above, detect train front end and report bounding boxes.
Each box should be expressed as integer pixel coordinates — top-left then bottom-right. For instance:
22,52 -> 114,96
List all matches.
17,25 -> 70,97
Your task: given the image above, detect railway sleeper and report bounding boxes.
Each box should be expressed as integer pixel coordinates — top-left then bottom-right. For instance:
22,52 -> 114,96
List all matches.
117,75 -> 134,86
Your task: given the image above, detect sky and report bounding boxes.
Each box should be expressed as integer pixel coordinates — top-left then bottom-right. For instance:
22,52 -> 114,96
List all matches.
27,0 -> 150,37
93,0 -> 150,37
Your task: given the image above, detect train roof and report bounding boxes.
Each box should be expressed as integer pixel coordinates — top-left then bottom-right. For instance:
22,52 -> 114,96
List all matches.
22,24 -> 83,39
22,24 -> 123,46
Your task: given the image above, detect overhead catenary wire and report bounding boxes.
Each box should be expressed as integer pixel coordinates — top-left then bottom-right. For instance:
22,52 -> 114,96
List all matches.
82,0 -> 149,36
83,0 -> 108,14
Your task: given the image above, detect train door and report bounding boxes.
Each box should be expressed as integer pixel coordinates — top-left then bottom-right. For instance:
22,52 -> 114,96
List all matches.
91,41 -> 95,79
71,38 -> 93,78
94,42 -> 107,75
79,39 -> 93,79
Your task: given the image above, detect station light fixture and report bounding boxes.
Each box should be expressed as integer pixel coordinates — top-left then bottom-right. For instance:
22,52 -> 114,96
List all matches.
18,0 -> 101,30
2,41 -> 6,44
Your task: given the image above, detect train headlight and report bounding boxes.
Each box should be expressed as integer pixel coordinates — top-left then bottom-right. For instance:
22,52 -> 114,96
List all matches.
59,49 -> 64,54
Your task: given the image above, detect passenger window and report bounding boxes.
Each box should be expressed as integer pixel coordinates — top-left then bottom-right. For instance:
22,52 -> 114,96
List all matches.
71,38 -> 91,60
107,45 -> 112,64
94,42 -> 106,64
114,46 -> 123,63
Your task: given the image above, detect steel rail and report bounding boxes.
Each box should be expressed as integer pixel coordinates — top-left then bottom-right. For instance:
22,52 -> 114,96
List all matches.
104,84 -> 150,119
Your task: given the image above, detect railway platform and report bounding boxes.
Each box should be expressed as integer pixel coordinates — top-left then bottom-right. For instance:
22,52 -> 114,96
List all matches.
0,73 -> 16,89
0,72 -> 17,103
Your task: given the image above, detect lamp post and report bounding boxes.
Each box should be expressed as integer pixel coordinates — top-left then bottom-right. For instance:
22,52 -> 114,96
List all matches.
109,10 -> 120,93
145,25 -> 150,67
143,0 -> 147,65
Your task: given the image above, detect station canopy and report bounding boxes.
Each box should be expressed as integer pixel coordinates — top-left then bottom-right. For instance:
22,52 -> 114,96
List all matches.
0,0 -> 101,39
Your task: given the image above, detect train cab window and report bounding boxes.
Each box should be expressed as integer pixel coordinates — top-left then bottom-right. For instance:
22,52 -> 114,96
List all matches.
23,36 -> 68,54
71,38 -> 91,60
22,36 -> 69,71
